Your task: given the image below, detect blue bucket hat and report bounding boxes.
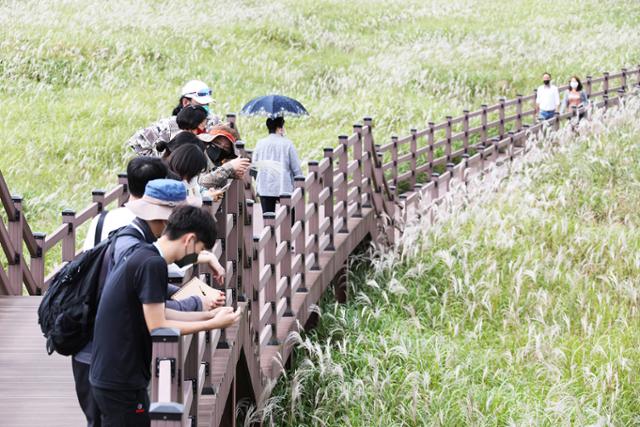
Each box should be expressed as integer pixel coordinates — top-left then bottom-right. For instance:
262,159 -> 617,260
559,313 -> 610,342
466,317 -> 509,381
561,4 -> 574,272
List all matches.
125,179 -> 187,221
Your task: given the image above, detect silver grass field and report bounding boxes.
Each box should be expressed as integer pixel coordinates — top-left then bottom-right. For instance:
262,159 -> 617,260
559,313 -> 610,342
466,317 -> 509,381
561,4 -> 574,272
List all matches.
1,0 -> 640,425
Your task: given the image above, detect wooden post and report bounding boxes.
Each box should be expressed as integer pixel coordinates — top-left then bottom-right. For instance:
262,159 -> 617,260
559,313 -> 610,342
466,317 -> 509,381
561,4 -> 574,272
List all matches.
515,95 -> 523,131
445,117 -> 452,162
117,173 -> 128,206
498,97 -> 506,139
226,113 -> 237,129
150,328 -> 184,426
323,148 -> 336,251
279,195 -> 294,317
293,176 -> 307,291
61,209 -> 76,262
226,180 -> 240,309
32,232 -> 45,294
308,162 -> 321,270
263,212 -> 279,345
508,131 -> 515,161
214,191 -> 229,348
446,163 -> 454,192
353,124 -> 363,218
410,128 -> 417,188
462,110 -> 470,154
363,117 -> 375,198
391,135 -> 399,195
7,196 -> 23,295
621,68 -> 628,91
532,89 -> 537,122
462,154 -> 470,187
431,172 -> 440,202
183,332 -> 200,423
428,122 -> 435,175
603,72 -> 610,97
337,135 -> 349,233
585,75 -> 593,97
481,104 -> 488,144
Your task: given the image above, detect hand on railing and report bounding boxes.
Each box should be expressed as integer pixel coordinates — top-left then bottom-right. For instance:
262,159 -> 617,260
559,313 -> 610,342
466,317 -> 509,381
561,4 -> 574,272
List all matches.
206,306 -> 242,329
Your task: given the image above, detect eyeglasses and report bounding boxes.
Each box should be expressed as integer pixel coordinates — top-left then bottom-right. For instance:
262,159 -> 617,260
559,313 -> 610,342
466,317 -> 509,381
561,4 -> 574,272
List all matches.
187,88 -> 212,97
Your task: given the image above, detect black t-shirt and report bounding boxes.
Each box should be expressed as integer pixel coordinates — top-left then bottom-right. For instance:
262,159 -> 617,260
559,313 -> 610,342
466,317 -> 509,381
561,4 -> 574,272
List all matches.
90,243 -> 168,390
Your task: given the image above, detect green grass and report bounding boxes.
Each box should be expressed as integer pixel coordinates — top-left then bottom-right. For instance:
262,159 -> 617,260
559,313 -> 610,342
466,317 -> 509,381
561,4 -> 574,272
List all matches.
1,0 -> 639,237
1,1 -> 640,422
260,100 -> 640,425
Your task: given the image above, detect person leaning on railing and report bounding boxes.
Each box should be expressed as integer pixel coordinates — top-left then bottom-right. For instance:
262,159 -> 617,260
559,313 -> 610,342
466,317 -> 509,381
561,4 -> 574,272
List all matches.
536,72 -> 560,121
126,80 -> 220,157
89,205 -> 241,426
75,175 -> 226,427
560,76 -> 589,120
198,124 -> 251,199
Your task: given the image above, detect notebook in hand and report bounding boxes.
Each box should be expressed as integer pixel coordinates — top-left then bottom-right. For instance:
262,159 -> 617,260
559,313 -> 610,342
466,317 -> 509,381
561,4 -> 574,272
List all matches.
171,277 -> 220,301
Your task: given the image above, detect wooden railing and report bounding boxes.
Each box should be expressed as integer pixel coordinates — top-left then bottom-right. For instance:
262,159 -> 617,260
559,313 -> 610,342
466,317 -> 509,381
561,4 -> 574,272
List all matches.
0,66 -> 639,426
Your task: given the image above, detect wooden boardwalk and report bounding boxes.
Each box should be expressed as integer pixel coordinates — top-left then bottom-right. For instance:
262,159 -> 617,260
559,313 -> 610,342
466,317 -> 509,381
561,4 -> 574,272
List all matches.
0,297 -> 84,427
0,68 -> 636,426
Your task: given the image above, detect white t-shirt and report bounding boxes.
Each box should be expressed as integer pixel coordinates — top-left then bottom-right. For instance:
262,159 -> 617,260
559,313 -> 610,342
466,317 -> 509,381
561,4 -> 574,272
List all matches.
536,84 -> 560,111
82,207 -> 136,251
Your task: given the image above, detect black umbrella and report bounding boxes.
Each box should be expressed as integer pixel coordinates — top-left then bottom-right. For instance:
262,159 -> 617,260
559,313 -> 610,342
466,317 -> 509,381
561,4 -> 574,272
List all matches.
240,94 -> 309,118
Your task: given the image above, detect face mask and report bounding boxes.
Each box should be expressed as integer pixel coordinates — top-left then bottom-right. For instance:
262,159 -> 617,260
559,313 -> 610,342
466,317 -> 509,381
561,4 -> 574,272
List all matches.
174,238 -> 198,268
543,80 -> 550,86
570,81 -> 578,89
202,105 -> 210,114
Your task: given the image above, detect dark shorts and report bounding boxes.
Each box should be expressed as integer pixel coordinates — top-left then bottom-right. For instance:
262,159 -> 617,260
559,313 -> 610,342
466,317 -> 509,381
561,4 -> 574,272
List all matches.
92,386 -> 150,427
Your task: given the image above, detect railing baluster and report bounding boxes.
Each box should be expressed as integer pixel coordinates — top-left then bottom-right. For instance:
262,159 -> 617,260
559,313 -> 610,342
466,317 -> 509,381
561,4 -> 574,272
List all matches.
337,136 -> 349,233
263,213 -> 279,344
307,162 -> 321,270
293,176 -> 307,291
462,110 -> 470,154
323,148 -> 336,250
410,128 -> 418,187
279,195 -> 294,316
352,124 -> 363,218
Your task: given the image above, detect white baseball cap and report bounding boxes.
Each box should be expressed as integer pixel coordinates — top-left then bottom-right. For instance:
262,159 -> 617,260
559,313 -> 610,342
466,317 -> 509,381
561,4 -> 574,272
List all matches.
181,80 -> 214,105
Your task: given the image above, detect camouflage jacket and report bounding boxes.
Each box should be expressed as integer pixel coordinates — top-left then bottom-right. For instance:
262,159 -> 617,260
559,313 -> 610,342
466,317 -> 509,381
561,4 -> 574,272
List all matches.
126,114 -> 220,156
198,158 -> 235,190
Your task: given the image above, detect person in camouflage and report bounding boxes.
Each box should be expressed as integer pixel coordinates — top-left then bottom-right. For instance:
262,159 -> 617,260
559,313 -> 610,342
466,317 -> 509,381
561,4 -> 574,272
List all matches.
126,80 -> 220,156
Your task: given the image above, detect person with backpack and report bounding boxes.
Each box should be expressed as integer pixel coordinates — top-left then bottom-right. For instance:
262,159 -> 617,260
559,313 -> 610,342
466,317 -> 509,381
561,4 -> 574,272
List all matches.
72,174 -> 223,426
90,205 -> 241,426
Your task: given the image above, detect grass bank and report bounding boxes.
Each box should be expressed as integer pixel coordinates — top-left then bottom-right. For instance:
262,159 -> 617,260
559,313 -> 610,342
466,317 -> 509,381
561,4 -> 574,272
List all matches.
261,98 -> 640,426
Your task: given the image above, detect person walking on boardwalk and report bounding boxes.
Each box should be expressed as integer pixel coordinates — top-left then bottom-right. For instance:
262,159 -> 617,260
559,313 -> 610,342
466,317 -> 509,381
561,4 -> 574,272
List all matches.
90,205 -> 241,427
560,75 -> 589,120
536,72 -> 560,121
252,116 -> 303,213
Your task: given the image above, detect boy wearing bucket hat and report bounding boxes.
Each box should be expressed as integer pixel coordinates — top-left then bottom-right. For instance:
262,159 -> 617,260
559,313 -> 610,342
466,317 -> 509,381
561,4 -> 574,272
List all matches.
126,80 -> 220,157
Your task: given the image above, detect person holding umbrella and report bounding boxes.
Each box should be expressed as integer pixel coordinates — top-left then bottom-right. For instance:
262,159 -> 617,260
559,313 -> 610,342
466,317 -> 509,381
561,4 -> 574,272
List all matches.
252,116 -> 303,213
240,94 -> 308,214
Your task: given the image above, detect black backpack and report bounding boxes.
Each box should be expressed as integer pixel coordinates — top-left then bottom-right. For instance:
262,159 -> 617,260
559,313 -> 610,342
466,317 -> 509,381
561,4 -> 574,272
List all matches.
37,217 -> 141,356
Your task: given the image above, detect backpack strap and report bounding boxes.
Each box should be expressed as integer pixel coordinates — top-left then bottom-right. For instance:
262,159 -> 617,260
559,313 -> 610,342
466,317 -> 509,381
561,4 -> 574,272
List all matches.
94,210 -> 109,247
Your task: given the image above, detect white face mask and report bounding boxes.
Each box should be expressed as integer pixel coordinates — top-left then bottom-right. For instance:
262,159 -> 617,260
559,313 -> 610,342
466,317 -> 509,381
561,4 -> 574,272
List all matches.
570,81 -> 578,89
